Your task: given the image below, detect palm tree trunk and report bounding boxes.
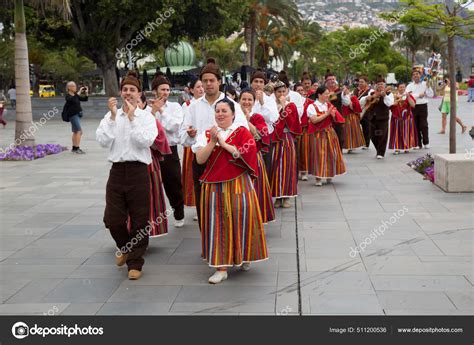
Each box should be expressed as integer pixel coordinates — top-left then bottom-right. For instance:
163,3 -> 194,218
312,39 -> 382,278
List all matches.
14,0 -> 35,147
447,35 -> 456,154
243,23 -> 252,66
249,10 -> 257,68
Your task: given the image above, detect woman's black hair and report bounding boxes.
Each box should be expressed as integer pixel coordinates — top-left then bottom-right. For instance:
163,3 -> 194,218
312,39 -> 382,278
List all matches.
239,88 -> 256,102
226,87 -> 237,100
315,85 -> 328,98
189,77 -> 200,90
396,82 -> 406,88
293,82 -> 303,91
215,98 -> 235,113
139,92 -> 147,109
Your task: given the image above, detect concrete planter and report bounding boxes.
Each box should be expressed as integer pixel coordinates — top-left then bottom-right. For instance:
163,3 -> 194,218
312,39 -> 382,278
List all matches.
434,153 -> 474,192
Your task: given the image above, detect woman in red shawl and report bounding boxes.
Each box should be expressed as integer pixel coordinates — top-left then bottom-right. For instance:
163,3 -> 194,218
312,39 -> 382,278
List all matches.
270,80 -> 302,208
341,87 -> 366,152
192,99 -> 268,284
239,88 -> 275,224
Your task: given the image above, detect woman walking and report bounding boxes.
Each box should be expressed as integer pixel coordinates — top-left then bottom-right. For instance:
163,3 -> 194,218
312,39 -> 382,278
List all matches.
308,86 -> 346,186
438,78 -> 467,134
64,81 -> 88,154
239,88 -> 275,224
192,99 -> 268,284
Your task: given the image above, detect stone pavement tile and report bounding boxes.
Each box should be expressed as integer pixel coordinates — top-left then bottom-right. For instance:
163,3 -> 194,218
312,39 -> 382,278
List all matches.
172,302 -> 274,314
265,238 -> 297,254
271,253 -> 301,272
0,235 -> 40,251
60,303 -> 104,315
166,238 -> 204,265
429,229 -> 473,240
43,225 -> 102,239
0,278 -> 31,303
97,302 -> 172,315
5,279 -> 64,303
275,290 -> 305,315
305,257 -> 364,272
43,278 -> 122,303
2,227 -> 54,237
351,229 -> 425,241
1,265 -> 80,279
301,221 -> 349,231
0,251 -> 15,261
432,239 -> 474,256
119,265 -> 211,286
371,275 -> 472,292
308,293 -> 384,314
384,309 -> 474,315
2,257 -> 85,266
68,265 -> 128,279
222,267 -> 278,287
10,246 -> 75,259
409,238 -> 445,256
299,229 -> 353,241
376,291 -> 456,311
0,303 -> 70,315
108,285 -> 180,303
446,292 -> 474,310
14,213 -> 77,228
464,275 -> 474,285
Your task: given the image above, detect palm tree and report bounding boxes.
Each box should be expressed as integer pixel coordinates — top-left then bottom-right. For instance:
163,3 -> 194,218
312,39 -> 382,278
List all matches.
243,0 -> 301,67
13,0 -> 70,147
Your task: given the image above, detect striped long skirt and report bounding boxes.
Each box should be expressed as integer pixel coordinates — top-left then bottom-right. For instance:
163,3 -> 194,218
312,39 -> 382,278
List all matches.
127,153 -> 168,237
297,127 -> 310,173
388,115 -> 418,150
270,132 -> 298,198
200,173 -> 268,267
255,151 -> 275,224
181,147 -> 195,206
308,128 -> 346,178
343,113 -> 366,149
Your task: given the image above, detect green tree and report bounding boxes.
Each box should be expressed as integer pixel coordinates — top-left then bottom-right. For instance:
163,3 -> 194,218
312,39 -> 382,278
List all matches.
395,0 -> 474,153
42,47 -> 95,82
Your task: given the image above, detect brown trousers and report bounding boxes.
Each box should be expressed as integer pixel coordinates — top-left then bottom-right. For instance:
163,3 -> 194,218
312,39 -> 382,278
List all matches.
104,162 -> 150,271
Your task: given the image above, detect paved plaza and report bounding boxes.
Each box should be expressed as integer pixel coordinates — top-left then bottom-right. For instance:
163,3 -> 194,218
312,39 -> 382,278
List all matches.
0,99 -> 472,315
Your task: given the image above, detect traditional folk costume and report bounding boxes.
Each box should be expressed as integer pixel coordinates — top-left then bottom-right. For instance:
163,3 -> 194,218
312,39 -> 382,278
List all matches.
181,99 -> 196,206
192,124 -> 268,267
328,89 -> 345,149
341,93 -> 366,150
249,112 -> 275,224
270,102 -> 302,198
362,92 -> 395,158
389,93 -> 417,152
307,100 -> 346,179
297,97 -> 314,174
406,80 -> 433,148
96,99 -> 158,274
355,87 -> 372,148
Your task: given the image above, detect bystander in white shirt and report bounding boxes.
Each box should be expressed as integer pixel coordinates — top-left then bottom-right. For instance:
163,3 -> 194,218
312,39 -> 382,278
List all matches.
145,101 -> 183,146
179,92 -> 248,147
96,107 -> 158,165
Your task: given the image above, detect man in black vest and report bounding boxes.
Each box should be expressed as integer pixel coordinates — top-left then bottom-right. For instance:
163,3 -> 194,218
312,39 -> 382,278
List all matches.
354,76 -> 372,149
325,73 -> 345,149
362,76 -> 394,159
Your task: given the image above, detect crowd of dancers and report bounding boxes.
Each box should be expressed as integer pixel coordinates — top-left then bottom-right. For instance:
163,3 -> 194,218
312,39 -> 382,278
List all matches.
96,59 -> 440,283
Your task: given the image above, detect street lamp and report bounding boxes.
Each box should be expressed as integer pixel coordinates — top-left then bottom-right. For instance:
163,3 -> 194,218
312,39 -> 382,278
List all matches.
240,42 -> 248,66
291,51 -> 300,82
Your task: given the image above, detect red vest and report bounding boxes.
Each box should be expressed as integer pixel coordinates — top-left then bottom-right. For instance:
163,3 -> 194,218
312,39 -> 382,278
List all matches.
249,113 -> 270,152
271,102 -> 302,141
342,95 -> 362,116
308,102 -> 345,134
200,126 -> 258,183
300,98 -> 314,128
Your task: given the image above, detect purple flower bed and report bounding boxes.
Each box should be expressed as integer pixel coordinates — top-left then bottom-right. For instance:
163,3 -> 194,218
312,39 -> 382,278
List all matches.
0,144 -> 68,161
407,153 -> 435,183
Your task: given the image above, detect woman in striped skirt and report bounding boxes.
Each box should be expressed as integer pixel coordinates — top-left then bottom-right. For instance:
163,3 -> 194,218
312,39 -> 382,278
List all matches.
297,96 -> 315,181
308,86 -> 346,186
270,80 -> 302,208
389,82 -> 418,154
341,88 -> 366,152
239,88 -> 275,224
192,99 -> 268,284
181,79 -> 205,219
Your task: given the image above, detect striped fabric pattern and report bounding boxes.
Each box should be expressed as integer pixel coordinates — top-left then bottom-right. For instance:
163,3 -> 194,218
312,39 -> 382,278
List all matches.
308,128 -> 346,178
297,127 -> 310,173
389,114 -> 418,150
271,132 -> 298,198
342,113 -> 366,149
255,151 -> 276,224
181,146 -> 195,206
200,173 -> 268,267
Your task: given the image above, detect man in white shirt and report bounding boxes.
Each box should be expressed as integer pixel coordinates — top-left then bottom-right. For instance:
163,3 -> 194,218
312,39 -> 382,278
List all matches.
250,70 -> 279,175
150,75 -> 185,228
179,58 -> 248,226
96,73 -> 157,280
360,76 -> 394,159
7,87 -> 16,109
406,70 -> 434,149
